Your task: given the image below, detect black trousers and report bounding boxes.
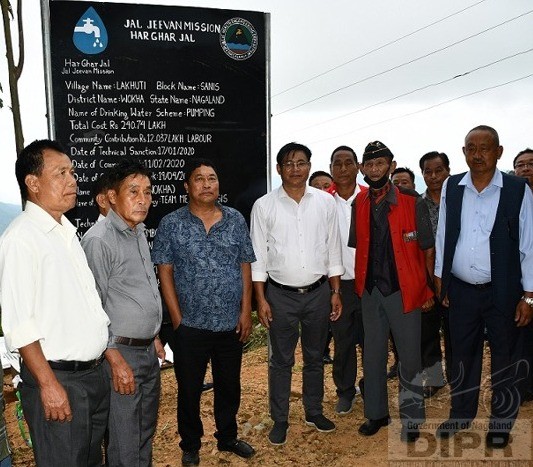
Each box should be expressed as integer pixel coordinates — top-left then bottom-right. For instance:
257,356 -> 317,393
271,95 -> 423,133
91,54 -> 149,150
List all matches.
20,362 -> 109,467
447,276 -> 525,431
421,302 -> 448,386
518,323 -> 533,398
171,325 -> 243,452
330,279 -> 363,400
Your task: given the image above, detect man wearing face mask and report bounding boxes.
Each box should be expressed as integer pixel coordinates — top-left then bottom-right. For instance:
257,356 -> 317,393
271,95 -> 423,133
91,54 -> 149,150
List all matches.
349,141 -> 435,443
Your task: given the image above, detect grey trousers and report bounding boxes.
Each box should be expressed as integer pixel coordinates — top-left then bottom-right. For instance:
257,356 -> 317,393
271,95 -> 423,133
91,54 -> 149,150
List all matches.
267,281 -> 330,421
330,279 -> 363,400
20,362 -> 109,467
105,342 -> 161,467
362,287 -> 425,426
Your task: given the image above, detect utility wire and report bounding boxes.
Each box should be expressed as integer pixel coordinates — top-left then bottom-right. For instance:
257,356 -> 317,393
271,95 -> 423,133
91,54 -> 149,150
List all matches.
274,9 -> 533,116
281,47 -> 533,138
308,73 -> 533,145
273,0 -> 487,98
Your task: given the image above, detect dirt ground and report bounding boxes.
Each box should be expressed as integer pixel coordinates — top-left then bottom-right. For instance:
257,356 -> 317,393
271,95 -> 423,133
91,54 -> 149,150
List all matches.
4,342 -> 533,466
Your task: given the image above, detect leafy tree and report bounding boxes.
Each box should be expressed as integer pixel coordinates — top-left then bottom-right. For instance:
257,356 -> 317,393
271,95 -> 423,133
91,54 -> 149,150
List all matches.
1,0 -> 24,155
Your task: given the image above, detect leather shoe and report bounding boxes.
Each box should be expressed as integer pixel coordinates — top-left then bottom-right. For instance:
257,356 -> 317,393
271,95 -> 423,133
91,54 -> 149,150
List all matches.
358,416 -> 391,436
486,431 -> 510,448
401,425 -> 420,443
423,385 -> 444,399
436,419 -> 471,439
218,439 -> 255,458
181,450 -> 199,466
201,382 -> 214,393
269,421 -> 289,445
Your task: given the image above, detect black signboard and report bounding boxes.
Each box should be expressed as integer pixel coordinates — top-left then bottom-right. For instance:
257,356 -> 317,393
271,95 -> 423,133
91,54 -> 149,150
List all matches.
46,1 -> 269,237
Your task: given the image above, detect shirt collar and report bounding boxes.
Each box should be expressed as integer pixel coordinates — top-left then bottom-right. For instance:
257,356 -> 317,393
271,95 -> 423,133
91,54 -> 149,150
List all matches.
185,202 -> 226,225
334,184 -> 361,204
278,185 -> 313,199
460,168 -> 503,191
422,190 -> 439,206
365,181 -> 397,205
107,207 -> 144,234
24,201 -> 77,237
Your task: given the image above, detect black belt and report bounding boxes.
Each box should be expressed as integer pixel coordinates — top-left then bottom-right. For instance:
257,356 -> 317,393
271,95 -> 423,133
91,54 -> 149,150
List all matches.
452,275 -> 492,290
268,275 -> 327,294
113,336 -> 154,347
48,355 -> 104,372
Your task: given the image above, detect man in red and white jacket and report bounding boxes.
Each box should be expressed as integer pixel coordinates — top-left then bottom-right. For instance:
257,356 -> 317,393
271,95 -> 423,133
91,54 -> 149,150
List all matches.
349,141 -> 435,443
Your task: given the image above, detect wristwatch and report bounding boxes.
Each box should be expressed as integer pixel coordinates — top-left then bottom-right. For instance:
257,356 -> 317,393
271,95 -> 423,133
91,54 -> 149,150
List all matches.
521,296 -> 533,308
330,289 -> 342,295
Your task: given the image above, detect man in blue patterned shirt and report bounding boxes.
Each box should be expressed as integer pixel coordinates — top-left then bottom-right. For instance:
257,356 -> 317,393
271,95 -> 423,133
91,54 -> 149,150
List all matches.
152,159 -> 256,466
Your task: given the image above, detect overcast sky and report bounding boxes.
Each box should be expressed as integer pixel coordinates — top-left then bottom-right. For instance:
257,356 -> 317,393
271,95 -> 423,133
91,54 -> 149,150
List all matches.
1,0 -> 532,204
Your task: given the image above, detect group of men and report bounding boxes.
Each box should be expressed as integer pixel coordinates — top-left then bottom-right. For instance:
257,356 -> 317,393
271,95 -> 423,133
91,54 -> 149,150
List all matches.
0,142 -> 255,466
0,125 -> 531,466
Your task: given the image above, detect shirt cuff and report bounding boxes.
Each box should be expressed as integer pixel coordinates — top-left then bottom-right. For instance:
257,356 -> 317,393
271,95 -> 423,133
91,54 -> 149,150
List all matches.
107,331 -> 117,349
5,318 -> 43,352
328,265 -> 345,278
251,271 -> 268,282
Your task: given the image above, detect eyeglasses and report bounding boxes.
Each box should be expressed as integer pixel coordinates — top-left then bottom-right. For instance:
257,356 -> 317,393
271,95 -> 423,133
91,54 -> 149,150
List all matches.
515,162 -> 533,170
282,161 -> 310,170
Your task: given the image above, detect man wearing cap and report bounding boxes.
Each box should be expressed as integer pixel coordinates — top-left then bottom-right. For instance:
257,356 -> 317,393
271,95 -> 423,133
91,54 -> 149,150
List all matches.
350,141 -> 434,443
251,142 -> 344,446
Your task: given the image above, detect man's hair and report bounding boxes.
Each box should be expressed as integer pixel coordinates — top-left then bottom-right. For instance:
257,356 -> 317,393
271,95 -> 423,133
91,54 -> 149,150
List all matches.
276,142 -> 312,166
184,158 -> 218,182
309,171 -> 333,186
513,148 -> 533,167
467,125 -> 500,146
15,139 -> 66,202
107,159 -> 151,192
419,151 -> 450,172
92,172 -> 113,205
330,145 -> 358,164
391,167 -> 415,183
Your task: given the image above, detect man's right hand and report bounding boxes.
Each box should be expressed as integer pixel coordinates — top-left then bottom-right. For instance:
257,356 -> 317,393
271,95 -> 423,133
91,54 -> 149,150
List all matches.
105,348 -> 135,394
40,380 -> 72,422
257,299 -> 273,329
19,341 -> 73,423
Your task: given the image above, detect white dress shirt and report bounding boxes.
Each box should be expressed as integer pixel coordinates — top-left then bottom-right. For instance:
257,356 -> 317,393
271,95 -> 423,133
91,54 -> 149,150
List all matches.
334,185 -> 361,281
250,186 -> 344,286
435,170 -> 533,291
0,202 -> 110,361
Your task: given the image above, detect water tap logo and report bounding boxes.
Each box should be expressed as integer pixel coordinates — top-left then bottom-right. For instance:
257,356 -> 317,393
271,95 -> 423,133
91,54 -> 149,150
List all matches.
72,7 -> 108,55
220,18 -> 258,61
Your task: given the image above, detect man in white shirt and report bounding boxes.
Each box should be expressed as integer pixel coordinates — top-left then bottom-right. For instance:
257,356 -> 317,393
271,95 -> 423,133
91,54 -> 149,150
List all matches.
251,142 -> 344,446
328,145 -> 364,414
0,140 -> 110,466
